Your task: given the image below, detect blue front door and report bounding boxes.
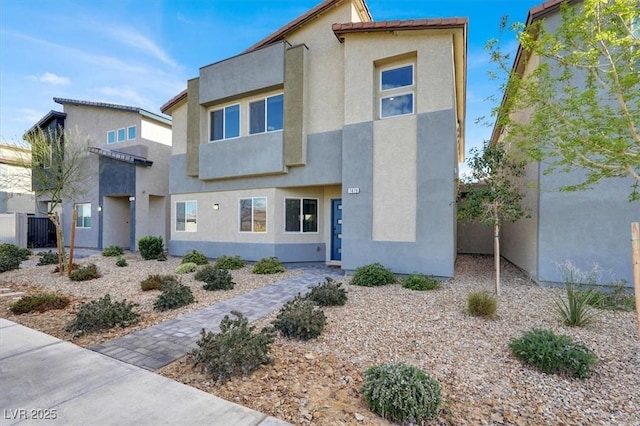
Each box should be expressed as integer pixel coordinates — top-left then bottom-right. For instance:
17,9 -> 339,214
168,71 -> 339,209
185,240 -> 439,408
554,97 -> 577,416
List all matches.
331,199 -> 342,261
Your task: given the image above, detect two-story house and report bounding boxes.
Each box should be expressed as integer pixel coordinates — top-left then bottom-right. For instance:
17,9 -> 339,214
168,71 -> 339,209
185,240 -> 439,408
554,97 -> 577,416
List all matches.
28,98 -> 172,251
162,0 -> 467,276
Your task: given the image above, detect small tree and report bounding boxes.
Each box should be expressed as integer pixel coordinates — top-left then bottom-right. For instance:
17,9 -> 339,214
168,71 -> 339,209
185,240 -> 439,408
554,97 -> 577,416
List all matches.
458,143 -> 529,296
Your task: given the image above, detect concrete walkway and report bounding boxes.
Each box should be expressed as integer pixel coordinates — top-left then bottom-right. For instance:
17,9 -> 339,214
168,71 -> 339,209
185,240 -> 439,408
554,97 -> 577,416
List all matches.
0,319 -> 288,426
91,267 -> 344,371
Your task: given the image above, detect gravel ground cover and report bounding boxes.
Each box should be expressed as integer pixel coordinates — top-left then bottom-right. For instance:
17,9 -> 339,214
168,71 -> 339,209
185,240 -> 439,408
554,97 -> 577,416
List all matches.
1,253 -> 638,425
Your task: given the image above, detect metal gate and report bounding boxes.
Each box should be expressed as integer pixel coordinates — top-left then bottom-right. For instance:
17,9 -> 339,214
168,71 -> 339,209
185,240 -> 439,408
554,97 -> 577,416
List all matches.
27,217 -> 57,248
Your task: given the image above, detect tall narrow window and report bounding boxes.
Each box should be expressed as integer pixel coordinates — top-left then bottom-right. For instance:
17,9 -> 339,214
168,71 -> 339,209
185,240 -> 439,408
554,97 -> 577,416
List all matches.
210,104 -> 240,141
249,94 -> 283,134
285,198 -> 318,233
239,197 -> 267,232
127,125 -> 136,140
75,203 -> 92,228
380,64 -> 415,119
117,128 -> 126,142
176,200 -> 197,232
107,130 -> 116,144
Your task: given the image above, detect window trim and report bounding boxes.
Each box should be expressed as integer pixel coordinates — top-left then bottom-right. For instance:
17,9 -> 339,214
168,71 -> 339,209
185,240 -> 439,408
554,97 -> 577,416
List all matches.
238,197 -> 267,233
284,197 -> 319,234
209,103 -> 241,142
75,203 -> 92,229
380,63 -> 414,92
107,130 -> 116,144
127,125 -> 136,140
380,91 -> 415,119
248,93 -> 284,135
175,200 -> 197,232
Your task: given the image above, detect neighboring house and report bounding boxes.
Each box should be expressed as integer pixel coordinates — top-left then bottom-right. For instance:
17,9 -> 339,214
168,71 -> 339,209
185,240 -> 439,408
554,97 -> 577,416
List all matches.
491,0 -> 639,286
28,99 -> 172,251
161,0 -> 467,276
0,143 -> 35,214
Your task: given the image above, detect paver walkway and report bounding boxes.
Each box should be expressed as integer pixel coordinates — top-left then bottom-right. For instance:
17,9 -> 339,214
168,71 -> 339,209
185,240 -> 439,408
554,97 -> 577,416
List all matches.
90,267 -> 344,371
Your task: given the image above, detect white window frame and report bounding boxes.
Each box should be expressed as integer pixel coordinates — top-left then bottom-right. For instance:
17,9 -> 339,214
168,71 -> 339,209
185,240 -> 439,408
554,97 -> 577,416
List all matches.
284,197 -> 319,234
75,203 -> 92,228
379,63 -> 415,119
175,200 -> 197,232
117,128 -> 126,142
209,104 -> 241,142
239,197 -> 267,233
127,125 -> 136,140
107,130 -> 116,144
248,93 -> 284,135
380,63 -> 414,91
380,92 -> 415,119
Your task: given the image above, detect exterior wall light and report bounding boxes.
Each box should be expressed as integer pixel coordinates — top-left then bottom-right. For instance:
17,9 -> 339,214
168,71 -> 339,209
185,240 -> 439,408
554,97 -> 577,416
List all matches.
213,203 -> 220,210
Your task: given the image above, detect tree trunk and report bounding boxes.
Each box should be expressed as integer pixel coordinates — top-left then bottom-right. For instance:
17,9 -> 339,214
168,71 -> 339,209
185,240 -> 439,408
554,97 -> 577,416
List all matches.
632,222 -> 640,339
49,212 -> 66,275
494,222 -> 501,297
68,209 -> 77,277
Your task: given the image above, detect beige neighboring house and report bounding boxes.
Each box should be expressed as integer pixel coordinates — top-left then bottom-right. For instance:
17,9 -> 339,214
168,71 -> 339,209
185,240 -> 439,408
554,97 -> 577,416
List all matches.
162,0 -> 467,276
0,143 -> 35,214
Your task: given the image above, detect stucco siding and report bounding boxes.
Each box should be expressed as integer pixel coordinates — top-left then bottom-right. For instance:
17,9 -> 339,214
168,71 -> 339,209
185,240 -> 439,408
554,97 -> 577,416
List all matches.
140,118 -> 171,146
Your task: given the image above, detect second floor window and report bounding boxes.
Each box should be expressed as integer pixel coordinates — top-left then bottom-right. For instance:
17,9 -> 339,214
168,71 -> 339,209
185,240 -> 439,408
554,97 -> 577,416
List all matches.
117,128 -> 126,142
107,130 -> 116,144
380,64 -> 414,119
127,125 -> 136,140
249,94 -> 283,134
210,104 -> 240,141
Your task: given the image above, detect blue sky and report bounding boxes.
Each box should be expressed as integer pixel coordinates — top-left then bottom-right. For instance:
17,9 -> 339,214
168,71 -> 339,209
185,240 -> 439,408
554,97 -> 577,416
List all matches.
0,0 -> 540,166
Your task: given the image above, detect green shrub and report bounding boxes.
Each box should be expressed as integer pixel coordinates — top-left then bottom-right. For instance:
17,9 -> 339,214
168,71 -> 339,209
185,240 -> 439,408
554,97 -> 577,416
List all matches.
362,363 -> 441,423
467,292 -> 497,318
214,255 -> 246,270
10,293 -> 70,314
195,265 -> 235,291
66,294 -> 139,336
156,250 -> 167,261
191,311 -> 276,384
555,281 -> 598,327
102,245 -> 124,257
0,256 -> 20,273
175,262 -> 197,274
69,263 -> 100,281
350,263 -> 396,287
37,250 -> 59,266
509,328 -> 598,379
138,236 -> 164,260
252,257 -> 285,274
140,274 -> 176,291
307,277 -> 347,306
153,281 -> 195,311
0,243 -> 31,261
403,274 -> 440,291
115,256 -> 128,267
586,281 -> 635,312
182,249 -> 209,265
273,297 -> 326,340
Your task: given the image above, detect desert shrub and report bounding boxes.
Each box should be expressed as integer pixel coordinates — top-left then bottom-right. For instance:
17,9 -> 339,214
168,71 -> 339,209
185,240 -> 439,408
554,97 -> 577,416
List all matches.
555,281 -> 598,327
467,292 -> 497,318
509,328 -> 597,379
37,250 -> 59,266
0,256 -> 20,273
115,256 -> 128,267
586,281 -> 635,312
138,236 -> 164,260
153,281 -> 195,311
191,311 -> 276,384
10,293 -> 70,314
66,294 -> 139,335
362,362 -> 441,423
140,274 -> 176,291
182,249 -> 209,265
214,255 -> 246,270
0,243 -> 31,261
306,277 -> 347,306
69,263 -> 100,281
350,263 -> 396,287
273,297 -> 326,340
175,262 -> 197,274
403,274 -> 440,291
195,266 -> 235,291
252,257 -> 285,274
102,245 -> 124,257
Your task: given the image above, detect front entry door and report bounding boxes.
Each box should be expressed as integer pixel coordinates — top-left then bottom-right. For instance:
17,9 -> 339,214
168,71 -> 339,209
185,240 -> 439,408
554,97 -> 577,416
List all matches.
331,199 -> 342,261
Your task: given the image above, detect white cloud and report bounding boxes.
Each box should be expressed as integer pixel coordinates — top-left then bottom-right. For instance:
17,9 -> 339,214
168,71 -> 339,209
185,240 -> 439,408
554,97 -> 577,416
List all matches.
92,87 -> 154,109
103,27 -> 178,68
13,108 -> 46,124
39,72 -> 70,85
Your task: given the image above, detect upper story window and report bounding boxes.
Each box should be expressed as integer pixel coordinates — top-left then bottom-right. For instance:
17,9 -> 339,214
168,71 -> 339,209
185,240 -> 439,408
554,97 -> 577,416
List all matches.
107,130 -> 116,144
127,125 -> 136,140
117,128 -> 126,142
249,94 -> 283,134
379,64 -> 414,119
210,104 -> 240,141
285,198 -> 318,233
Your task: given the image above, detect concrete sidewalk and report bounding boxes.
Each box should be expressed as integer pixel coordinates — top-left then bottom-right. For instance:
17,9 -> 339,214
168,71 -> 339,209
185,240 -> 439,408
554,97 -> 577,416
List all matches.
0,319 -> 289,426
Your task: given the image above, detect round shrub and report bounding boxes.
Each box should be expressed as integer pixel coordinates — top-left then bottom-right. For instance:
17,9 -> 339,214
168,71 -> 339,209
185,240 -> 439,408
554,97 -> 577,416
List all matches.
10,293 -> 70,315
69,263 -> 100,281
214,255 -> 246,270
273,297 -> 326,340
403,274 -> 440,291
182,249 -> 209,265
252,257 -> 285,274
509,328 -> 598,379
350,263 -> 396,287
467,291 -> 497,318
0,256 -> 20,273
115,256 -> 128,267
153,281 -> 195,311
37,250 -> 59,266
195,265 -> 235,291
66,294 -> 139,336
140,274 -> 176,291
138,236 -> 164,260
0,243 -> 31,261
175,262 -> 197,274
102,245 -> 124,257
362,363 -> 441,423
307,277 -> 347,306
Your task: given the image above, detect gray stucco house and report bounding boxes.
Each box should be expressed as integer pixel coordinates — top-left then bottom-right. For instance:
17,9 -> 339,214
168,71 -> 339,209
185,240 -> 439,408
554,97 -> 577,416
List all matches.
28,98 -> 172,251
161,0 -> 468,276
491,0 -> 639,286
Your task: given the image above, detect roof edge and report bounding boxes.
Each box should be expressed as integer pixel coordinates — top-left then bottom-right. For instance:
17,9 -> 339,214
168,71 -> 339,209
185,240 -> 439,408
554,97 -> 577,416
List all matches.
53,97 -> 171,125
161,89 -> 188,114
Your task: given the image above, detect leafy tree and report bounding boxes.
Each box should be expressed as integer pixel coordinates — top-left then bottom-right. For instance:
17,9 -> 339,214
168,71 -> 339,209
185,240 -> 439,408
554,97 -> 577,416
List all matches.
458,143 -> 529,296
488,0 -> 639,201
